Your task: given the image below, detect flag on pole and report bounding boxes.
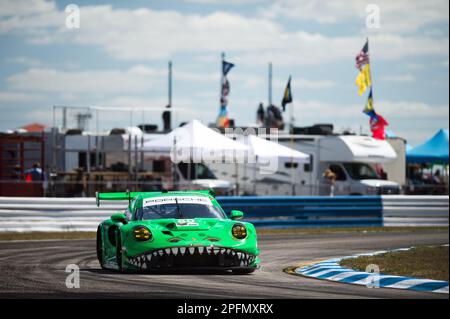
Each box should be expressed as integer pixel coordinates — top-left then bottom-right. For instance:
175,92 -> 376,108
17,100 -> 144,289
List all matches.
355,39 -> 371,96
370,114 -> 388,140
363,87 -> 377,118
217,58 -> 234,128
222,60 -> 234,76
355,39 -> 388,139
356,64 -> 372,96
362,87 -> 388,140
281,76 -> 292,112
355,40 -> 369,70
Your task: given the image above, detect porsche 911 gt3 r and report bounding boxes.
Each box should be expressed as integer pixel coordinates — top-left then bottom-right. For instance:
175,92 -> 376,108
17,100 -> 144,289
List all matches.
96,190 -> 260,274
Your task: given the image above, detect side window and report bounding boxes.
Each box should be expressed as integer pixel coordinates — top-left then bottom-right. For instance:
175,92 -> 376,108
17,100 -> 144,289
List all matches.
125,198 -> 137,220
284,162 -> 299,169
124,207 -> 132,220
330,164 -> 347,181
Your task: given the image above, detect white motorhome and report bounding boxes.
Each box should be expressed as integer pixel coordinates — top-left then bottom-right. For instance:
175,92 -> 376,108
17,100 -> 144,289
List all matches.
210,134 -> 401,196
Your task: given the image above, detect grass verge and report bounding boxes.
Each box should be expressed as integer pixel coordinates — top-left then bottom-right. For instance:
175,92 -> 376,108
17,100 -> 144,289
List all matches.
257,226 -> 448,235
0,226 -> 447,241
0,232 -> 96,241
340,245 -> 449,281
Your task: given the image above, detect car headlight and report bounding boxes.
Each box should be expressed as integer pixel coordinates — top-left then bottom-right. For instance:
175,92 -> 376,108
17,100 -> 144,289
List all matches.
232,224 -> 247,239
133,226 -> 152,241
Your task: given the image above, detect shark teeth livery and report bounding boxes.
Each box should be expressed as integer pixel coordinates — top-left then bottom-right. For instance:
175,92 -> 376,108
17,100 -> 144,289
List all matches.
96,190 -> 260,273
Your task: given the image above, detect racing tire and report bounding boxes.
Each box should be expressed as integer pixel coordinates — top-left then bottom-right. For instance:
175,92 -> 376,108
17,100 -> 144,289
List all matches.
116,232 -> 125,273
96,226 -> 106,269
232,268 -> 256,275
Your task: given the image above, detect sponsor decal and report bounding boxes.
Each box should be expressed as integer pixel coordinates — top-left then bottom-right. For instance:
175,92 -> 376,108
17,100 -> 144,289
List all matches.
143,196 -> 213,207
176,219 -> 199,227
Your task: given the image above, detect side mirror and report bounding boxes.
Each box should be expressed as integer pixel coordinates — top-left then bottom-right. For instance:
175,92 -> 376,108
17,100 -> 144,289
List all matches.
230,210 -> 244,220
111,213 -> 128,224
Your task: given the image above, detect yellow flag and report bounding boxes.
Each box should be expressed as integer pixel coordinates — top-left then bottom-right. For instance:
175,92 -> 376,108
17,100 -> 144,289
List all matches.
356,64 -> 372,96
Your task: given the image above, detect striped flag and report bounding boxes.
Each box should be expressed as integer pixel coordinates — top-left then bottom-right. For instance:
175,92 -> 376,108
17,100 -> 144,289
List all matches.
355,40 -> 369,70
217,59 -> 234,128
362,87 -> 389,140
363,87 -> 376,118
355,39 -> 371,95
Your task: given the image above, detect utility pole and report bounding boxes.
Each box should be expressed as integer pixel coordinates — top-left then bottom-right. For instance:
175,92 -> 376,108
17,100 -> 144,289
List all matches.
62,107 -> 67,130
221,52 -> 225,108
168,61 -> 172,108
268,62 -> 273,106
163,61 -> 173,131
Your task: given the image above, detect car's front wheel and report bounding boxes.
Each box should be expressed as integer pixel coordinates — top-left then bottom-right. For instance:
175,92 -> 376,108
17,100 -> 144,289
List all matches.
116,232 -> 125,273
96,226 -> 106,269
232,268 -> 256,275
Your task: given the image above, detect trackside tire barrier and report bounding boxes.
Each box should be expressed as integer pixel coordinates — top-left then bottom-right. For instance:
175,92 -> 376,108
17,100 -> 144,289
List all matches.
0,195 -> 447,232
292,246 -> 449,294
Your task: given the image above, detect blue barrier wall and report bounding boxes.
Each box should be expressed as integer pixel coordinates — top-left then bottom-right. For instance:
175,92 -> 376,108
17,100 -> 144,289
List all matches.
216,196 -> 383,228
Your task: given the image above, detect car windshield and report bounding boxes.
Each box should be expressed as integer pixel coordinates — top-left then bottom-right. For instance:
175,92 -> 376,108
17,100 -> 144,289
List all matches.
343,163 -> 380,180
135,196 -> 226,220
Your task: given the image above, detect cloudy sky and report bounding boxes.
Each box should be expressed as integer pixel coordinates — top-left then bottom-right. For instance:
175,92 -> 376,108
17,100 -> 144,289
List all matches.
0,0 -> 448,145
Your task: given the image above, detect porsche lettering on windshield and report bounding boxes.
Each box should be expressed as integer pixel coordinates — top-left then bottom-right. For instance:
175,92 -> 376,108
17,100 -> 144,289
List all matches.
143,196 -> 213,207
137,196 -> 225,220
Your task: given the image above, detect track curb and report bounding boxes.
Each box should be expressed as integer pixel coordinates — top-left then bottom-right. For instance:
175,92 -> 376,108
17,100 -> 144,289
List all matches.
287,246 -> 449,294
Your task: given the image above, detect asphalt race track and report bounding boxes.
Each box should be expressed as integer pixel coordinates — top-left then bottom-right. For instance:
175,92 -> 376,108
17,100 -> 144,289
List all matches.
0,230 -> 448,299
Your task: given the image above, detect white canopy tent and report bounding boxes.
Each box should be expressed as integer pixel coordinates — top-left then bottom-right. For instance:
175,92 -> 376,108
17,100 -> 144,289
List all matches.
141,119 -> 248,163
237,134 -> 310,163
237,134 -> 310,195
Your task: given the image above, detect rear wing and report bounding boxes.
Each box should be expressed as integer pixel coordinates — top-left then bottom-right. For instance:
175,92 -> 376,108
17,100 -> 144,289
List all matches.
95,191 -> 139,207
95,189 -> 217,207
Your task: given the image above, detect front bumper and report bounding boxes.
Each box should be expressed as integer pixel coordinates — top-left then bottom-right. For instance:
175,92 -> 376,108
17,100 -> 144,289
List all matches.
127,246 -> 258,270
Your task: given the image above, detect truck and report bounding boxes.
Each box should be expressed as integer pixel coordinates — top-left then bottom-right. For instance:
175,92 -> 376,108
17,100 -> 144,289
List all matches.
209,134 -> 402,196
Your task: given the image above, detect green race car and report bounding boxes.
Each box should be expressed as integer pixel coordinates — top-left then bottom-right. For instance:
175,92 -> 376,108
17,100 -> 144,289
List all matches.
96,190 -> 260,274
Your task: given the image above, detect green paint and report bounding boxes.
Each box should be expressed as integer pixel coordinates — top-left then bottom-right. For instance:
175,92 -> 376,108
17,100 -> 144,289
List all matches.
96,190 -> 259,273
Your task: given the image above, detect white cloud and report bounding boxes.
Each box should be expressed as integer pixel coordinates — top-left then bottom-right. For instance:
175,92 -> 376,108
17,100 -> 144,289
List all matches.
273,78 -> 336,90
0,0 -> 55,17
3,62 -> 337,102
405,63 -> 425,71
0,0 -> 62,34
6,66 -> 166,94
4,56 -> 42,67
0,108 -> 52,129
0,4 -> 447,65
290,100 -> 449,122
381,74 -> 415,83
376,101 -> 449,118
261,0 -> 449,33
0,91 -> 44,102
235,33 -> 448,66
287,99 -> 449,145
185,0 -> 260,4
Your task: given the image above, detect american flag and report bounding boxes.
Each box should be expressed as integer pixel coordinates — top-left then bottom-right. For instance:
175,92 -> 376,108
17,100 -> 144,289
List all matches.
355,40 -> 369,70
